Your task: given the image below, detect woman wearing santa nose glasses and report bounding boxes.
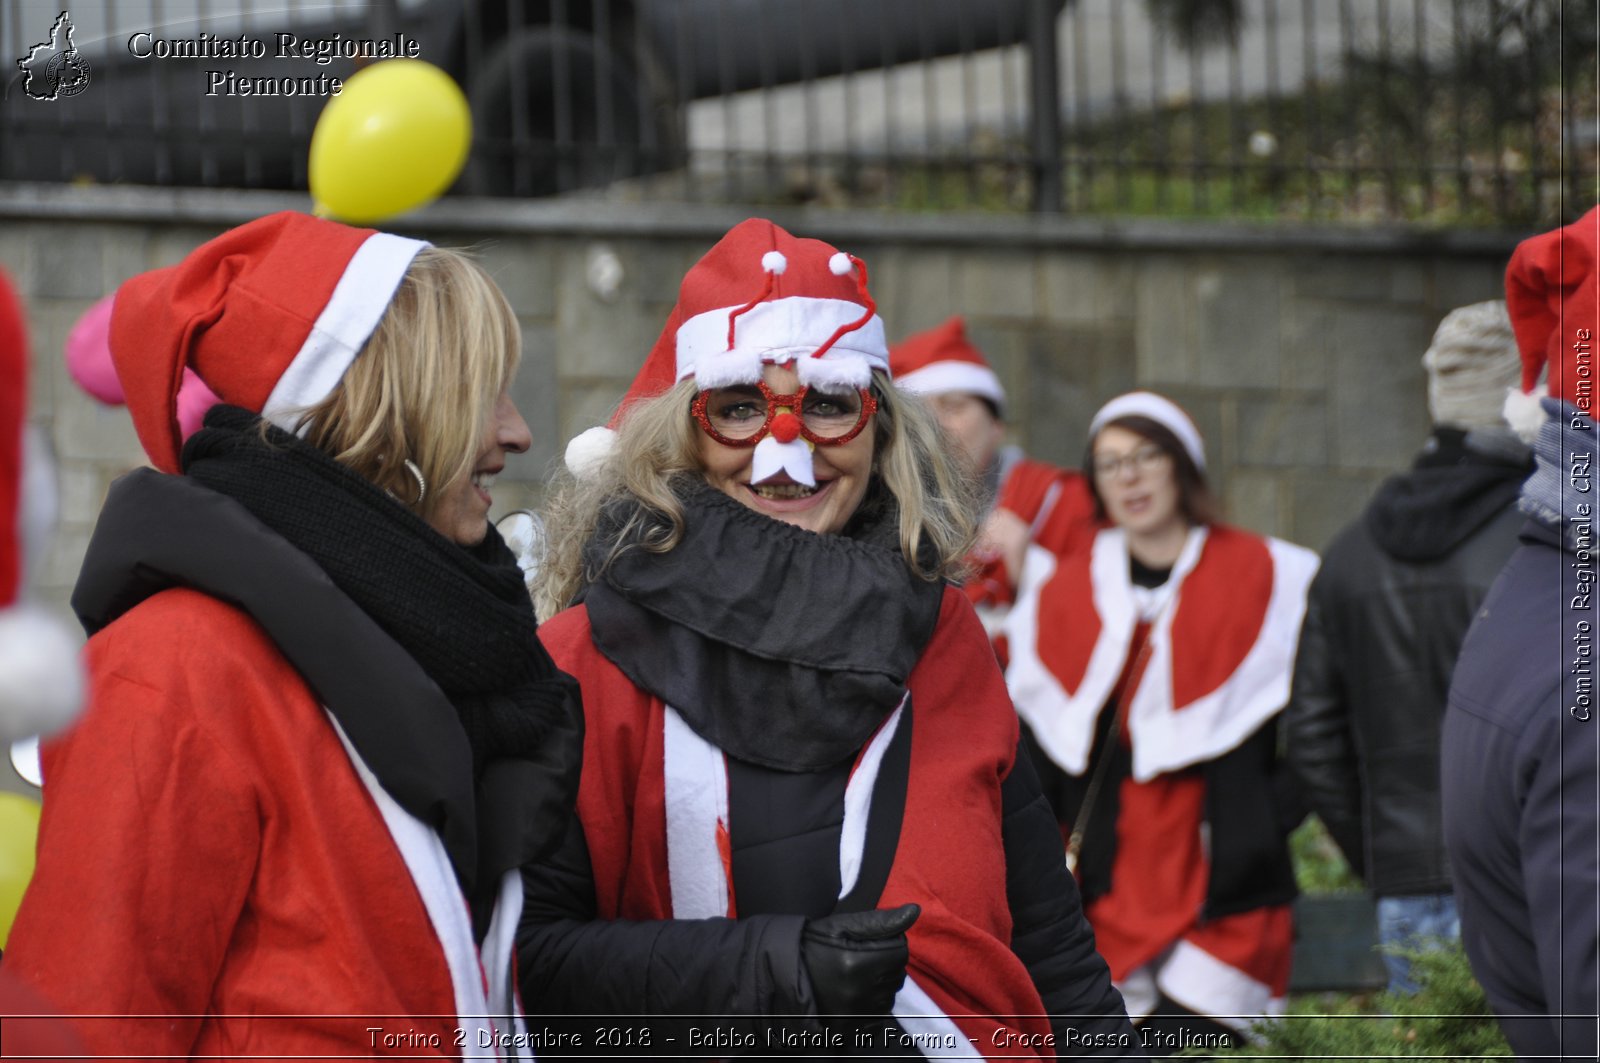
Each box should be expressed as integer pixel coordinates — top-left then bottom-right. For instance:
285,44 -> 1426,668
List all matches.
521,218 -> 1142,1057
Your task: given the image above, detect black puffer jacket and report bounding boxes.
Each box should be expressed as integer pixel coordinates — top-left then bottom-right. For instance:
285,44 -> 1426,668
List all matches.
1285,428 -> 1530,896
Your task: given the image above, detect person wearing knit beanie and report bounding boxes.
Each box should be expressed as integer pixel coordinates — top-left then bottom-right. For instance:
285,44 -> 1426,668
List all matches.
1442,210 -> 1599,1062
523,219 -> 1139,1055
890,316 -> 1099,659
1287,299 -> 1532,995
4,212 -> 583,1058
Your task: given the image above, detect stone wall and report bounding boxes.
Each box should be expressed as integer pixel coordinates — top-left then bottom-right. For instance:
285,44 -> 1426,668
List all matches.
0,184 -> 1520,622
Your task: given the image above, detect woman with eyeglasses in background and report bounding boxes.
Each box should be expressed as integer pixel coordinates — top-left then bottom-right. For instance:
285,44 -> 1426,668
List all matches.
1005,392 -> 1318,1055
518,219 -> 1143,1058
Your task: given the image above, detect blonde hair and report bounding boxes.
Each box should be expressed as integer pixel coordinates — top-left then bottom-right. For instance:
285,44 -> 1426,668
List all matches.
535,371 -> 978,620
294,247 -> 521,523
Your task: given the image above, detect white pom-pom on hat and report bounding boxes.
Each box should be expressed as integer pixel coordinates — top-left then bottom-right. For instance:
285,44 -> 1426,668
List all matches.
829,253 -> 853,276
0,604 -> 85,744
564,426 -> 617,478
761,251 -> 787,275
1503,387 -> 1549,443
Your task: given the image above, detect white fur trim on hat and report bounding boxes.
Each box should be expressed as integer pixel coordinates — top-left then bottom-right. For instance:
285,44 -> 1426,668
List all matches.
564,426 -> 617,478
676,296 -> 887,386
895,361 -> 1006,415
261,232 -> 430,431
1090,391 -> 1206,472
795,352 -> 876,392
0,604 -> 85,744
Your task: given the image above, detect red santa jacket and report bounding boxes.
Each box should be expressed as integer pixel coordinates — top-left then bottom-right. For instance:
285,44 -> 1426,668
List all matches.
5,589 -> 526,1059
539,585 -> 1058,1059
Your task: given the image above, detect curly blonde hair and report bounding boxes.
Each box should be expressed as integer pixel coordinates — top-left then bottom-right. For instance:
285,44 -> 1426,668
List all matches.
535,371 -> 979,620
285,246 -> 521,524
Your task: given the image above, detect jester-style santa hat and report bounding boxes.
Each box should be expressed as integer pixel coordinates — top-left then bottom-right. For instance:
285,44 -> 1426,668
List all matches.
565,218 -> 886,480
1503,205 -> 1599,436
110,211 -> 428,473
889,316 -> 1006,417
0,269 -> 83,743
1089,390 -> 1206,472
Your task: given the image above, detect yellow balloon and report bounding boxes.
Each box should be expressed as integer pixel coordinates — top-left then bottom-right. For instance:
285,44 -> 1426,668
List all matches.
309,59 -> 471,224
0,791 -> 41,950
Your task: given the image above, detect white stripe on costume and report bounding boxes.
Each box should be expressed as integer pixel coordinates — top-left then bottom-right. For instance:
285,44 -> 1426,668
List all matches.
1156,940 -> 1285,1034
327,714 -> 527,1060
893,978 -> 983,1059
263,232 -> 429,432
663,705 -> 730,918
837,699 -> 905,900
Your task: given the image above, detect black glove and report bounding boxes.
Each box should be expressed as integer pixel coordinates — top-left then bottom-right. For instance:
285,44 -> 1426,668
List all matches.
800,903 -> 921,1018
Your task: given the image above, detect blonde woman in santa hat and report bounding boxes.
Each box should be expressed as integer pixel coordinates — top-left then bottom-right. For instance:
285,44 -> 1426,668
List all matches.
524,218 -> 1141,1057
890,316 -> 1100,661
4,212 -> 582,1058
1004,392 -> 1317,1053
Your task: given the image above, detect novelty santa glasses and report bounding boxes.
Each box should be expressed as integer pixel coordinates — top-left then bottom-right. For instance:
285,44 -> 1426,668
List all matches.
692,381 -> 878,448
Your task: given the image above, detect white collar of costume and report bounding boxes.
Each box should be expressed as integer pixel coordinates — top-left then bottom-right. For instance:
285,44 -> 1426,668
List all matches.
1005,525 -> 1318,781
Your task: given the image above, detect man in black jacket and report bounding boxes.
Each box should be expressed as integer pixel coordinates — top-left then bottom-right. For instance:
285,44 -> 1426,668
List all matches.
1286,300 -> 1531,993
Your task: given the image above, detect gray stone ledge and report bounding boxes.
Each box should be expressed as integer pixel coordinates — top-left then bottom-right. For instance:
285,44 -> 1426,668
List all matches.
0,182 -> 1525,257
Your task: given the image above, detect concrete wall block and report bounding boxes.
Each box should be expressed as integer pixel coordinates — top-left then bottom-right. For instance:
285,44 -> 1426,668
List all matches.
1291,256 -> 1418,303
33,226 -> 105,300
1235,392 -> 1329,468
148,226 -> 222,271
955,249 -> 1038,320
1225,470 -> 1283,539
1040,256 -> 1136,325
38,525 -> 92,601
1279,303 -> 1338,391
54,461 -> 113,532
51,390 -> 146,466
100,224 -> 152,295
478,238 -> 557,320
0,228 -> 35,292
511,323 -> 562,479
1429,259 -> 1508,318
1329,306 -> 1434,468
1191,262 -> 1282,389
1286,472 -> 1387,552
1020,324 -> 1139,467
1134,261 -> 1197,386
560,382 -> 631,449
872,248 -> 959,339
556,247 -> 670,379
26,299 -> 96,414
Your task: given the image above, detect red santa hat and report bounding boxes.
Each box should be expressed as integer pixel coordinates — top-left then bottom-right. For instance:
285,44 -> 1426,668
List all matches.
0,269 -> 83,743
565,218 -> 886,477
889,316 -> 1006,417
110,211 -> 429,473
1088,390 -> 1207,473
1503,205 -> 1600,436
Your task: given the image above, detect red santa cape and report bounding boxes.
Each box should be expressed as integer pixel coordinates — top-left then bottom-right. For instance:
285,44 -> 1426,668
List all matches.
1005,524 -> 1319,782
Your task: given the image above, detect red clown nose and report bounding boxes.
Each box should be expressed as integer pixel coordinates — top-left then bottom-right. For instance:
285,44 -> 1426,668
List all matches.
771,410 -> 802,444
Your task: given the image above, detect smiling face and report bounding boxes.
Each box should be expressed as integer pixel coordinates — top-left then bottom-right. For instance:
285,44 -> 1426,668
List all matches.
1091,424 -> 1184,540
425,390 -> 532,546
696,362 -> 875,535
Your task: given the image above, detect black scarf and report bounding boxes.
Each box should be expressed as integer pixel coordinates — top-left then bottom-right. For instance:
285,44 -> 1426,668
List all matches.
178,405 -> 581,920
580,478 -> 945,771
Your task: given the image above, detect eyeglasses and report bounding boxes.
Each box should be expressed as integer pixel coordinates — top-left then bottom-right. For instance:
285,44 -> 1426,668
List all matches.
1091,444 -> 1171,479
692,382 -> 878,448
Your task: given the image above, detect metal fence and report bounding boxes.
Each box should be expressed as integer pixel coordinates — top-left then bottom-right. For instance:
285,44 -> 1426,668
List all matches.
1,0 -> 1592,227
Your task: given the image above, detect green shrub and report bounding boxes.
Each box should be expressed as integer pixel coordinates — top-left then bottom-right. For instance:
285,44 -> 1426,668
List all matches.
1192,941 -> 1511,1060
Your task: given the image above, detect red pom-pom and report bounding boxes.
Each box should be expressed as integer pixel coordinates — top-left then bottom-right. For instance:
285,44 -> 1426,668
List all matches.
771,411 -> 802,443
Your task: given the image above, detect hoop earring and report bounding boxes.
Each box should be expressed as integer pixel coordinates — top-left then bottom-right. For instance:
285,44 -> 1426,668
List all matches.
402,459 -> 427,507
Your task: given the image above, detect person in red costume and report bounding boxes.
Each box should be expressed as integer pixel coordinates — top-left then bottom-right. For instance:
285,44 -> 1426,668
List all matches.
1005,391 -> 1317,1055
890,317 -> 1098,657
526,218 -> 1144,1058
4,213 -> 583,1057
0,269 -> 86,1062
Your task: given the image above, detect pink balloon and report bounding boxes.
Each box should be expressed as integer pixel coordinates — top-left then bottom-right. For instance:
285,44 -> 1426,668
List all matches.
63,294 -> 120,404
67,291 -> 220,442
175,369 -> 221,441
